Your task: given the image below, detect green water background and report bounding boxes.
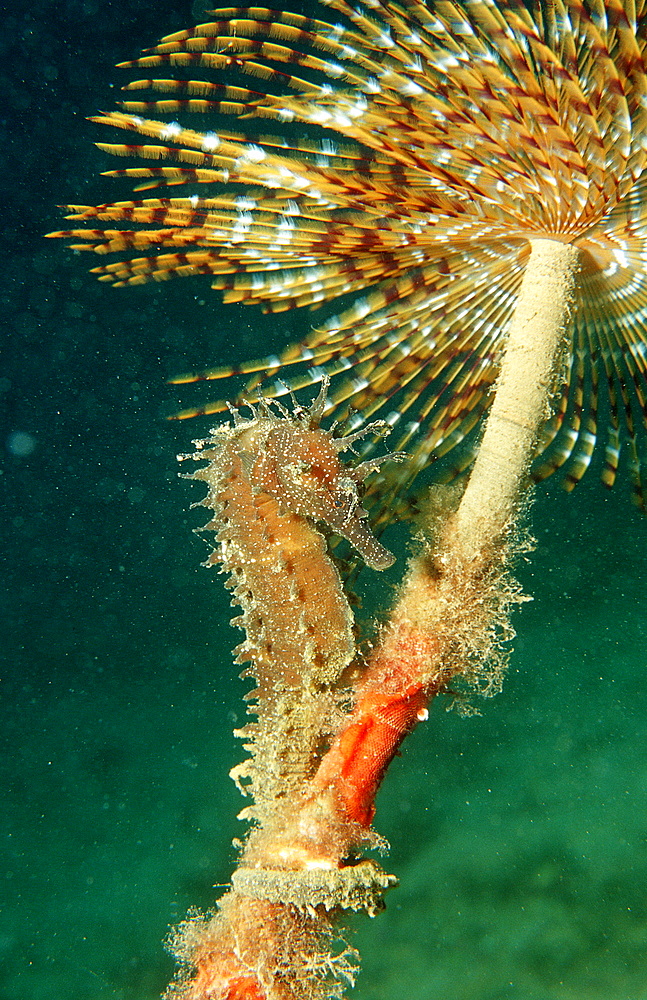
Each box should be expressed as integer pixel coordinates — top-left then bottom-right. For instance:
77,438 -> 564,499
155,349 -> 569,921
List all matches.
2,1 -> 647,997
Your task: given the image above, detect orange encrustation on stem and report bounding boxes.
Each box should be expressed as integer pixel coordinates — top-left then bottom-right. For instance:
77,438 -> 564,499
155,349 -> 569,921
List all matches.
311,677 -> 431,830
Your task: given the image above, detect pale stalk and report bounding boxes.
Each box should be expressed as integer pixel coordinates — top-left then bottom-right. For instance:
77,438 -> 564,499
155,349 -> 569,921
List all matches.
447,237 -> 582,565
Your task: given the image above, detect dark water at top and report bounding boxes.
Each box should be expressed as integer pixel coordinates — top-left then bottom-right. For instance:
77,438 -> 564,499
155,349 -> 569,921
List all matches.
2,2 -> 647,998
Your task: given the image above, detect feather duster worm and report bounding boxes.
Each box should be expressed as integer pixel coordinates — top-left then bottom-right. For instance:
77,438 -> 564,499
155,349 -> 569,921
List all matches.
47,1 -> 647,998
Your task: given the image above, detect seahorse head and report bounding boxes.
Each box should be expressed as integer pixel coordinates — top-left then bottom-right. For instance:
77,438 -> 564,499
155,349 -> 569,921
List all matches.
243,380 -> 400,570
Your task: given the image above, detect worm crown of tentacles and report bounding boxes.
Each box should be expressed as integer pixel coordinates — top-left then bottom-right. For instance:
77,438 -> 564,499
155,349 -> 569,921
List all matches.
50,0 -> 647,511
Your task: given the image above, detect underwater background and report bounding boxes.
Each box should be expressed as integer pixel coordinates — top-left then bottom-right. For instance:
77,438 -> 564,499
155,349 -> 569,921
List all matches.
2,1 -> 647,998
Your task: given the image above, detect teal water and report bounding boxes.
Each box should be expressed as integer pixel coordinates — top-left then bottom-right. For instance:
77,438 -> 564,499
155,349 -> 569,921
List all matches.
3,2 -> 647,998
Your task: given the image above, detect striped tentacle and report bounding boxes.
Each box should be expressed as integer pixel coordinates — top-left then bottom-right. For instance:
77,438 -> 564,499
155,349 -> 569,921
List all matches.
561,340 -> 598,490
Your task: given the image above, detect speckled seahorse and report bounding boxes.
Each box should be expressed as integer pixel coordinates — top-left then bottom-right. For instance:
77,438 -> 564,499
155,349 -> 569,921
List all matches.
179,375 -> 401,825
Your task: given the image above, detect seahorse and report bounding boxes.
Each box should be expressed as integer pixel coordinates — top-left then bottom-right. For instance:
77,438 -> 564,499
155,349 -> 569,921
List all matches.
171,376 -> 400,1000
179,375 -> 400,823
